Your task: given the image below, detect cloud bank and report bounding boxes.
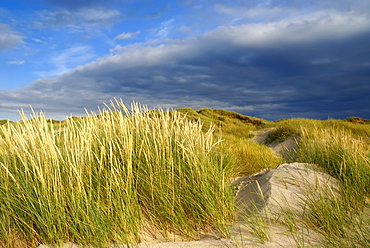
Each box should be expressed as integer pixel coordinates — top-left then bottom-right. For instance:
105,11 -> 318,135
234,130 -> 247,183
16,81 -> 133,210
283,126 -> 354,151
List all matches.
1,2 -> 370,121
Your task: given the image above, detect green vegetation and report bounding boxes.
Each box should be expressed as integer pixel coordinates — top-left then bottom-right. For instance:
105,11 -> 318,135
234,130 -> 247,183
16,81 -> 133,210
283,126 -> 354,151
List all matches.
295,124 -> 370,247
175,108 -> 282,176
0,120 -> 13,126
175,108 -> 267,134
266,120 -> 301,143
0,101 -> 234,247
344,116 -> 370,124
1,102 -> 369,247
265,118 -> 370,247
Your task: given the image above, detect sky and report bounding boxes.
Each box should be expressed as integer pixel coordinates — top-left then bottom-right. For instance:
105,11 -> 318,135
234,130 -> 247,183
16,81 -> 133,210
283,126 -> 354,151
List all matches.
1,0 -> 370,121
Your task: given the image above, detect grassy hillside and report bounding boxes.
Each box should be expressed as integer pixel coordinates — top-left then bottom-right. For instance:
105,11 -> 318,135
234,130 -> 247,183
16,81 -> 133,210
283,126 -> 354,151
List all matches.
0,120 -> 13,126
0,103 -> 369,247
175,108 -> 283,176
175,108 -> 267,134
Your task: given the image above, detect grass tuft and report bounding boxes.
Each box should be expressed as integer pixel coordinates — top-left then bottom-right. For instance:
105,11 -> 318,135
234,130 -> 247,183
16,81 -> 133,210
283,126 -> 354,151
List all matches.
0,100 -> 234,246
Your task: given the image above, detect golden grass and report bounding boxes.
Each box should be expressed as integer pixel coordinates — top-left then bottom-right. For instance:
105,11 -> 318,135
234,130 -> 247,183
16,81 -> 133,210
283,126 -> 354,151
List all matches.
0,100 -> 234,247
1,102 -> 369,247
270,118 -> 370,247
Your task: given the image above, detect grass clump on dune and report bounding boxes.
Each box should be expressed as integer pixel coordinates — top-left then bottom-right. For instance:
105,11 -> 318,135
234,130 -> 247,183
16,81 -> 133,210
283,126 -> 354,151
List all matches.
297,125 -> 370,198
269,118 -> 370,247
271,118 -> 370,199
219,136 -> 283,176
0,100 -> 234,247
176,108 -> 280,176
296,125 -> 370,247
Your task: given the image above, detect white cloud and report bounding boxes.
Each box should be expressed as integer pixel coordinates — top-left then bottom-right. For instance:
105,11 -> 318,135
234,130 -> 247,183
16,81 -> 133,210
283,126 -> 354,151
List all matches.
115,31 -> 140,40
177,25 -> 192,34
156,19 -> 175,38
34,8 -> 122,30
31,38 -> 46,43
204,11 -> 370,47
7,60 -> 25,65
35,45 -> 95,77
77,8 -> 121,23
214,4 -> 295,22
0,24 -> 24,52
36,9 -> 74,27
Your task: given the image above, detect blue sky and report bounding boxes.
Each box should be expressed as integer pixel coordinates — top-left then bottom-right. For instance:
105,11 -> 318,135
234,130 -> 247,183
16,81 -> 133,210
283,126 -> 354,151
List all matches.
1,0 -> 370,121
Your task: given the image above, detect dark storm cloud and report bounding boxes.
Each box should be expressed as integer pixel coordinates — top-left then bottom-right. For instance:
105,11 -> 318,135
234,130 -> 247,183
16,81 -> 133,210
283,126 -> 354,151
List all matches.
1,10 -> 370,120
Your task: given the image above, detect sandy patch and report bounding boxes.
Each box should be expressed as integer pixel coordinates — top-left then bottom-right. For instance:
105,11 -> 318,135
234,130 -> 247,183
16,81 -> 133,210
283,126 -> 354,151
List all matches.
250,128 -> 298,160
231,162 -> 338,247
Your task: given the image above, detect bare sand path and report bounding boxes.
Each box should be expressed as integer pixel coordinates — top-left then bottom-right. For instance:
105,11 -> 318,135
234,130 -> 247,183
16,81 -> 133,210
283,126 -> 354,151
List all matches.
250,128 -> 298,160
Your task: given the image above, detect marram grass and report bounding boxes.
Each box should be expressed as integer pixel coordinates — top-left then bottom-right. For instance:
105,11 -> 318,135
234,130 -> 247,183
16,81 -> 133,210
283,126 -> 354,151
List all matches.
293,123 -> 370,247
2,104 -> 369,247
296,125 -> 370,201
0,100 -> 234,247
234,118 -> 370,247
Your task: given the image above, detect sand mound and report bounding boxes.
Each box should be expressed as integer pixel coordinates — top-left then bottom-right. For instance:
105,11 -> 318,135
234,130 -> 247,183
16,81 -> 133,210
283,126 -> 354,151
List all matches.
233,163 -> 337,217
231,162 -> 338,247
